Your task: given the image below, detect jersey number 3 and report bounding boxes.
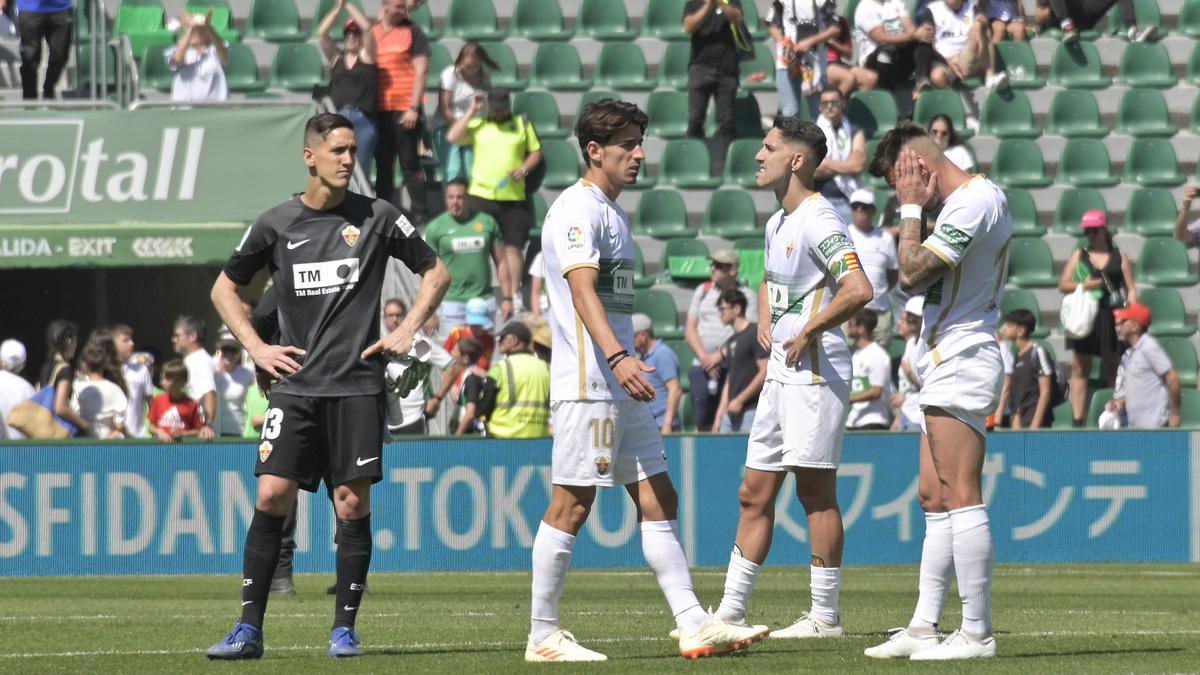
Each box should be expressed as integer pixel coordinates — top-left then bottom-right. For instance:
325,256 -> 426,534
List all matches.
261,408 -> 284,440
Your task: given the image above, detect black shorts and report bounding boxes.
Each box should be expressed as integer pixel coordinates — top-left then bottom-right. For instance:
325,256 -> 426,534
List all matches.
469,195 -> 533,247
255,392 -> 386,492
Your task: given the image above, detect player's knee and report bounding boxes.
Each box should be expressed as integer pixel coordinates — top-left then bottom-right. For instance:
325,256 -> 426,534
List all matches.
930,68 -> 950,88
255,490 -> 293,516
917,488 -> 943,513
1011,23 -> 1026,40
736,480 -> 773,515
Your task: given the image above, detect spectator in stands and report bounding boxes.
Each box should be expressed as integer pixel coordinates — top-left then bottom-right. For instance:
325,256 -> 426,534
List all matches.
711,289 -> 767,433
454,337 -> 491,435
487,321 -> 551,439
852,0 -> 930,93
528,250 -> 548,316
166,10 -> 228,103
992,321 -> 1016,429
317,0 -> 378,181
112,325 -> 153,439
447,88 -> 542,308
37,319 -> 90,436
0,339 -> 34,439
373,0 -> 431,225
382,297 -> 449,435
531,321 -> 552,363
685,250 -> 758,431
632,313 -> 682,433
148,359 -> 205,442
1035,0 -> 1156,43
1058,210 -> 1137,427
1108,303 -> 1181,428
438,42 -> 498,183
424,178 -> 513,333
890,296 -> 924,431
1002,309 -> 1056,429
430,298 -> 496,417
826,15 -> 855,71
1174,184 -> 1200,249
170,315 -> 216,440
814,86 -> 867,224
913,0 -> 988,93
71,343 -> 129,439
927,113 -> 975,172
14,0 -> 72,100
846,310 -> 892,430
767,0 -> 857,117
683,0 -> 746,175
847,189 -> 898,343
243,375 -> 268,439
81,327 -> 129,398
983,0 -> 1028,89
214,339 -> 254,438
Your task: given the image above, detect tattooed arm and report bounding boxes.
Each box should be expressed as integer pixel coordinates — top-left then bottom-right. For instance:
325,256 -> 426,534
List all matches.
897,216 -> 949,293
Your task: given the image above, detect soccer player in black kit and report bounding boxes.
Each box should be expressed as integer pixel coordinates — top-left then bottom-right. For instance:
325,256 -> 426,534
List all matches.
206,113 -> 449,659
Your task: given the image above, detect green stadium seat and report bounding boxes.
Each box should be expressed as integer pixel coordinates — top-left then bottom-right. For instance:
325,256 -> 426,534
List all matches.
1057,139 -> 1119,188
530,43 -> 592,90
409,2 -> 438,39
512,91 -> 566,139
247,0 -> 305,42
577,0 -> 637,40
1140,288 -> 1194,338
1116,42 -> 1175,88
665,339 -> 697,390
312,0 -> 364,40
531,191 -> 548,226
995,41 -> 1045,89
1054,188 -> 1105,235
991,139 -> 1051,188
999,287 -> 1050,338
538,139 -> 582,189
1188,43 -> 1200,86
1189,94 -> 1200,135
225,42 -> 267,92
659,42 -> 691,89
634,289 -> 683,338
1182,0 -> 1200,38
479,42 -> 526,91
186,0 -> 239,42
1181,389 -> 1200,428
426,42 -> 451,90
1049,42 -> 1109,89
646,90 -> 690,139
634,188 -> 693,239
1107,0 -> 1163,36
1007,238 -> 1058,287
847,89 -> 899,139
594,42 -> 656,90
270,43 -> 325,91
1114,88 -> 1175,137
736,246 -> 765,286
679,391 -> 694,429
633,243 -> 655,288
741,0 -> 765,38
658,139 -> 720,188
740,44 -> 776,90
444,0 -> 505,40
576,90 -> 621,119
1161,338 -> 1199,387
510,0 -> 572,41
115,2 -> 173,58
1136,237 -> 1199,286
139,45 -> 174,90
706,91 -> 766,139
644,0 -> 689,40
722,139 -> 762,188
662,239 -> 713,282
1125,188 -> 1177,235
1086,388 -> 1114,427
980,89 -> 1038,139
1046,89 -> 1107,138
704,189 -> 760,238
1050,400 -> 1076,429
913,90 -> 971,139
1005,189 -> 1044,237
1124,138 -> 1185,187
733,236 -> 762,251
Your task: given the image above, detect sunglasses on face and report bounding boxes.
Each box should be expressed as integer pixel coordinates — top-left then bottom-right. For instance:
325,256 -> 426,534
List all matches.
712,262 -> 734,271
819,100 -> 841,109
851,203 -> 874,211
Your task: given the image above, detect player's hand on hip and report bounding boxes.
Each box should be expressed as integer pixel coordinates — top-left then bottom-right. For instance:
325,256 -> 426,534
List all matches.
783,330 -> 812,368
895,149 -> 938,208
614,357 -> 656,402
363,327 -> 415,360
250,344 -> 305,379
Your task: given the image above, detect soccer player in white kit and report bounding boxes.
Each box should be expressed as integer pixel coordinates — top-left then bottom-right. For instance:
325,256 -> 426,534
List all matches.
863,122 -> 1011,660
525,99 -> 767,662
712,116 -> 873,639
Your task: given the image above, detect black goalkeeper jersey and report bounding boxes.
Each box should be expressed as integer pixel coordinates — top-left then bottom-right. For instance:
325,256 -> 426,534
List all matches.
224,192 -> 436,397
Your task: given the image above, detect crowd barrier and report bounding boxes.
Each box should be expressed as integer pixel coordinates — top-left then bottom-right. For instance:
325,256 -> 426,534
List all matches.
1,431 -> 1196,576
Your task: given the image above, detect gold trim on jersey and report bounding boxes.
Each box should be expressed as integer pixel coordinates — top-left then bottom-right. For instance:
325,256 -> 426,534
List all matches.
922,241 -> 955,266
807,286 -> 825,384
561,262 -> 600,278
575,311 -> 587,400
927,265 -> 963,348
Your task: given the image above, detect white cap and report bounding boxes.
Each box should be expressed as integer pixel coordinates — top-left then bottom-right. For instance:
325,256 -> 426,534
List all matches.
1,339 -> 27,372
849,188 -> 875,207
631,313 -> 653,334
904,295 -> 924,318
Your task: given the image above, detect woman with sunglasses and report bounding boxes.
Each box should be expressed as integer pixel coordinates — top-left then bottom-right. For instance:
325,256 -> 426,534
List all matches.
926,114 -> 974,173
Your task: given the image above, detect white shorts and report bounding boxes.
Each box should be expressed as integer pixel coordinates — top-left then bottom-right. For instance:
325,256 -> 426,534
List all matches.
745,379 -> 850,471
917,341 -> 1004,436
550,399 -> 667,487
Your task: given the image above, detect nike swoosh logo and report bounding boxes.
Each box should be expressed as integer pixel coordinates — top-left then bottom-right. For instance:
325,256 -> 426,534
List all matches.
355,456 -> 379,466
287,239 -> 311,250
242,600 -> 253,606
343,605 -> 357,611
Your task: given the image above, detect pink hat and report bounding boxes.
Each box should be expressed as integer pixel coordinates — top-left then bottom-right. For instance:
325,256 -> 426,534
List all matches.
1080,209 -> 1108,229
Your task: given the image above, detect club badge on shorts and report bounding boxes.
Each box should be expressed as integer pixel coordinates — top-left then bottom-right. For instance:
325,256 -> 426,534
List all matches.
341,224 -> 360,247
594,453 -> 611,476
258,441 -> 273,463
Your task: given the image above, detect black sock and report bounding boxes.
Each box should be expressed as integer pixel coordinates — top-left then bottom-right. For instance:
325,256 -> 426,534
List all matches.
239,509 -> 288,629
333,514 -> 373,629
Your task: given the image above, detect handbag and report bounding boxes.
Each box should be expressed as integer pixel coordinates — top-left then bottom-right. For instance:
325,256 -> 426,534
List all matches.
5,365 -> 79,439
1060,284 -> 1098,340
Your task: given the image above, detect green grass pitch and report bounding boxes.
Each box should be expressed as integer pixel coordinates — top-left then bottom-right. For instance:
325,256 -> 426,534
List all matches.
1,564 -> 1197,673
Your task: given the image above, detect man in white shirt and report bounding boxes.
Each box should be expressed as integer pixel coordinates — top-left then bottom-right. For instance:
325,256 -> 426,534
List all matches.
914,0 -> 987,90
853,0 -> 931,92
113,324 -> 154,438
892,296 -> 925,431
713,115 -> 873,641
0,339 -> 35,439
215,339 -> 256,438
846,311 -> 893,429
166,10 -> 228,103
815,87 -> 867,225
172,315 -> 216,440
865,122 -> 1011,660
847,189 -> 899,344
1108,303 -> 1181,429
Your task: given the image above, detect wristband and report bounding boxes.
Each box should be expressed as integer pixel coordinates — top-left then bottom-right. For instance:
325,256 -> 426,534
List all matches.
899,204 -> 923,221
605,349 -> 629,366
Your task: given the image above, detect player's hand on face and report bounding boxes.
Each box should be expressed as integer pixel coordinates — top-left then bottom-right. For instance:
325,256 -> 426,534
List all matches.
250,344 -> 305,379
894,149 -> 938,209
362,326 -> 415,360
783,329 -> 812,368
613,357 -> 656,402
402,109 -> 419,130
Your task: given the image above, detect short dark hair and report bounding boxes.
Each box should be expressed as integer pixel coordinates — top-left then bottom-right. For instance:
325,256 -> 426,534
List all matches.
853,309 -> 878,333
718,288 -> 748,315
445,178 -> 469,191
819,84 -> 843,100
575,99 -> 649,165
304,113 -> 354,147
79,343 -> 108,374
110,323 -> 134,339
384,297 -> 407,313
174,315 -> 206,343
773,115 -> 827,166
162,359 -> 189,383
1003,309 -> 1037,337
868,122 -> 930,182
458,337 -> 485,363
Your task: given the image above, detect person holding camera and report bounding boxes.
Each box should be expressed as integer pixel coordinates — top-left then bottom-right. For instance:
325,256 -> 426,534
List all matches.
767,0 -> 857,118
166,9 -> 228,103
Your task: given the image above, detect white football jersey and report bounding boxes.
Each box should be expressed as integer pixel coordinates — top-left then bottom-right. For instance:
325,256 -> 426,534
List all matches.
764,193 -> 861,385
927,0 -> 976,59
541,180 -> 637,401
918,176 -> 1013,365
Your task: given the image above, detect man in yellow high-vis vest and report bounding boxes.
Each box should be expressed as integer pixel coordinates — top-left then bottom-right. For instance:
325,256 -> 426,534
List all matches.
486,321 -> 550,438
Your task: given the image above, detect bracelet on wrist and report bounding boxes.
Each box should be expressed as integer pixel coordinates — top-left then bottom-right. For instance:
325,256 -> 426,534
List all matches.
606,349 -> 629,365
608,353 -> 628,369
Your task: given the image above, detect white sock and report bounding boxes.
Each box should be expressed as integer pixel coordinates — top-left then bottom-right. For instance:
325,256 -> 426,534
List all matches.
530,521 -> 575,644
949,505 -> 994,636
910,512 -> 954,630
640,520 -> 709,631
715,549 -> 761,623
809,566 -> 841,625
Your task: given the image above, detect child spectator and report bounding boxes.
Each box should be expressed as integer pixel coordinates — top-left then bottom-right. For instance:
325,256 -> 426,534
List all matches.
454,337 -> 492,435
72,343 -> 129,439
846,310 -> 893,429
1002,309 -> 1056,429
148,359 -> 205,442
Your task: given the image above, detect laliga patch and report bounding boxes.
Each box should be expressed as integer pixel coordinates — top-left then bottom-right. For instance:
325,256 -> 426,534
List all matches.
594,453 -> 611,476
258,441 -> 273,463
565,224 -> 585,250
341,224 -> 360,247
395,214 -> 416,237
